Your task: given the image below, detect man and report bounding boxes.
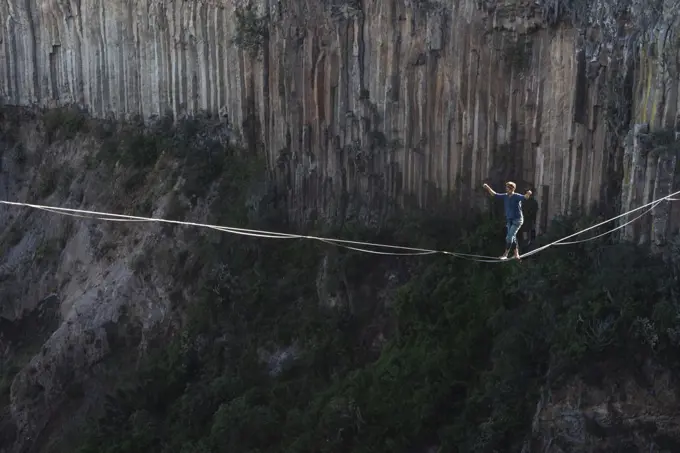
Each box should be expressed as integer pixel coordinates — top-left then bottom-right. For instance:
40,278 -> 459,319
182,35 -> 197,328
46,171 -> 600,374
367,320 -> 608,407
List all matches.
482,181 -> 532,260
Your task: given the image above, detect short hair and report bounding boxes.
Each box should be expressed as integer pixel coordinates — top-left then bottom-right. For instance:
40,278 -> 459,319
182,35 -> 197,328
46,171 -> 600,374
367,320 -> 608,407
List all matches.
505,181 -> 516,189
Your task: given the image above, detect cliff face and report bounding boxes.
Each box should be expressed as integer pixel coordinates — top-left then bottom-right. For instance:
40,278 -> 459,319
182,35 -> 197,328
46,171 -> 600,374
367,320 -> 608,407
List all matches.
0,110 -> 268,452
2,0 -> 680,241
526,358 -> 680,452
4,1 -> 680,452
3,110 -> 677,453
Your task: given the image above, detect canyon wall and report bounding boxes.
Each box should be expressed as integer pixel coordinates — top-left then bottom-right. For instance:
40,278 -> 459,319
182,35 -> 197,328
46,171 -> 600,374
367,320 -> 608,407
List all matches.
1,0 -> 680,242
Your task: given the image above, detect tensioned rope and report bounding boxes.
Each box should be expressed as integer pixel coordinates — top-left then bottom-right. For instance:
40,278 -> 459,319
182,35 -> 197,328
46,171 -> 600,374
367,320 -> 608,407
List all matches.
554,200 -> 663,246
0,188 -> 679,262
519,190 -> 680,259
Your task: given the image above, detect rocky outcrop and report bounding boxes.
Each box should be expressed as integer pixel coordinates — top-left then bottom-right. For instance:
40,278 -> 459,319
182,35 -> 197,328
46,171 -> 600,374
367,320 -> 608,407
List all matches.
525,359 -> 680,452
0,112 -> 238,453
2,0 -> 680,238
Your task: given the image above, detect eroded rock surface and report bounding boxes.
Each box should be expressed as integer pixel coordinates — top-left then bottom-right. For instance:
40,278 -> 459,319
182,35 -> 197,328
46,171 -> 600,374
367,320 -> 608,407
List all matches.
526,360 -> 680,452
1,0 -> 680,239
0,114 -> 231,453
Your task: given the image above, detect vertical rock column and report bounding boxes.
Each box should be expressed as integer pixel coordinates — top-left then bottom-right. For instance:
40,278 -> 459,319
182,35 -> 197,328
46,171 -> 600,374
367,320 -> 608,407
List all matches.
620,124 -> 679,248
650,134 -> 679,252
621,123 -> 649,242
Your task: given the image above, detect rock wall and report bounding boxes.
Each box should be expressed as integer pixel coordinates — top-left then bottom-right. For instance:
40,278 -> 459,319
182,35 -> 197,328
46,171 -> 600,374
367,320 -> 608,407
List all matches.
1,0 -> 680,239
0,111 -> 248,453
526,359 -> 680,452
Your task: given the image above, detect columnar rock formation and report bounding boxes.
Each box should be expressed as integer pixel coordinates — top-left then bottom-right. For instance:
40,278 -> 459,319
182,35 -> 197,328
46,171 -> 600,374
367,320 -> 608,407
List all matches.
1,0 -> 679,241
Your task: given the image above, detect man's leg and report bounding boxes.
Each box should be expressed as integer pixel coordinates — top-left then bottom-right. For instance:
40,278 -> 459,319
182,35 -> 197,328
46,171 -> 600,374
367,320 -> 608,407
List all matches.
508,220 -> 523,259
500,220 -> 513,259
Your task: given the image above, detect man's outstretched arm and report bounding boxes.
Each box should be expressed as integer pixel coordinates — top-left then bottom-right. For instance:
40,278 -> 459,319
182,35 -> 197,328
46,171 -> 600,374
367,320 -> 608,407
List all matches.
482,183 -> 497,196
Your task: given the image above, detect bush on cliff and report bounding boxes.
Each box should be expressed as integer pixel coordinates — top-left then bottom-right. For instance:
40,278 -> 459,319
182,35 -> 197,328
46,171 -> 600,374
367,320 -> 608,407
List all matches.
22,105 -> 680,452
73,177 -> 680,452
79,232 -> 680,452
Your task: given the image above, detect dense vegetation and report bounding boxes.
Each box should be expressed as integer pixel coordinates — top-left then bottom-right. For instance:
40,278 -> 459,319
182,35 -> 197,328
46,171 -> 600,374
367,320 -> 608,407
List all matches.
4,106 -> 680,453
74,214 -> 680,452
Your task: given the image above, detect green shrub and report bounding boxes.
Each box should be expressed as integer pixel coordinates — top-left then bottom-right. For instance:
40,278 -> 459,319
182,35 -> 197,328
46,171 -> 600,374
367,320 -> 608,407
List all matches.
73,184 -> 680,453
43,106 -> 89,142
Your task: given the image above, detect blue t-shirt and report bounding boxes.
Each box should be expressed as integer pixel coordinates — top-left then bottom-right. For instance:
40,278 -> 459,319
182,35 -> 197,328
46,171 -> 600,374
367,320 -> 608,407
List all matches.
495,193 -> 525,221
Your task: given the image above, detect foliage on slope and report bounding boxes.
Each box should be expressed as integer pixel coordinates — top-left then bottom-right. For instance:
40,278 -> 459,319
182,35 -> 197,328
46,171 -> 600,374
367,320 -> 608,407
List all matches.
7,106 -> 680,453
73,205 -> 680,451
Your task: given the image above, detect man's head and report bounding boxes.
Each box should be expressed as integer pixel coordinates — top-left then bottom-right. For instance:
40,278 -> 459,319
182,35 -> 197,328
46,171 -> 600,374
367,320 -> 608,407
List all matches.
505,181 -> 516,194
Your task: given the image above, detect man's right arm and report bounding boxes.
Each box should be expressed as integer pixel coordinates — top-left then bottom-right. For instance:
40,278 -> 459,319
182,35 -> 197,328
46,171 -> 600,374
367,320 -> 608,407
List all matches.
483,183 -> 501,197
482,184 -> 505,197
